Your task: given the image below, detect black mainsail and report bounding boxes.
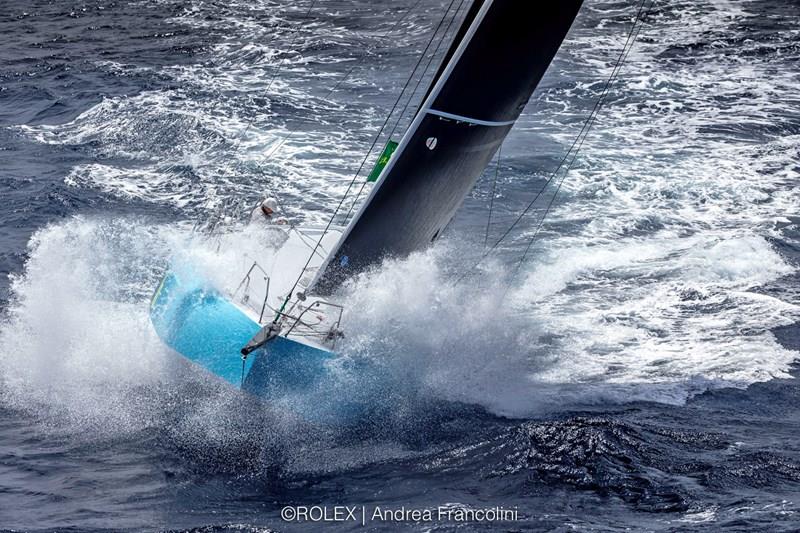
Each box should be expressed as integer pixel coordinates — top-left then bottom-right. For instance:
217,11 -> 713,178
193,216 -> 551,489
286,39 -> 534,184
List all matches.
312,0 -> 584,294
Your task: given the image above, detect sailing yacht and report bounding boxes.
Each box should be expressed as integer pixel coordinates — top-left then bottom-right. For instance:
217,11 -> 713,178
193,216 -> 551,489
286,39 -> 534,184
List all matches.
150,1 -> 584,411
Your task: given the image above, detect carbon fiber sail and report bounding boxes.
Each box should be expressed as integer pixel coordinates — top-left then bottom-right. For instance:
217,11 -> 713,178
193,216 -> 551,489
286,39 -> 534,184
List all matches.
312,0 -> 583,294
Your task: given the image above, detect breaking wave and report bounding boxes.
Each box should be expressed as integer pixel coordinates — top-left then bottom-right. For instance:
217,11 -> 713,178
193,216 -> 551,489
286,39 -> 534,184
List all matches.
2,216 -> 794,439
2,0 -> 798,433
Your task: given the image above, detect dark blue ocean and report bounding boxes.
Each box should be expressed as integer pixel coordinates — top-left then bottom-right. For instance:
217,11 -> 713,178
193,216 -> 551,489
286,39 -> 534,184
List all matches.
2,0 -> 800,531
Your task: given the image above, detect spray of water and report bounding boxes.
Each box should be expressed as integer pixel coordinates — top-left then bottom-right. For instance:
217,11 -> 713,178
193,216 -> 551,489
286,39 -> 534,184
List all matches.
2,0 -> 798,469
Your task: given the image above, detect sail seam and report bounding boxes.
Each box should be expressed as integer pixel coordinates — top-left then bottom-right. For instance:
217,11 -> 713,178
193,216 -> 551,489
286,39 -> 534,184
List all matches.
426,108 -> 515,126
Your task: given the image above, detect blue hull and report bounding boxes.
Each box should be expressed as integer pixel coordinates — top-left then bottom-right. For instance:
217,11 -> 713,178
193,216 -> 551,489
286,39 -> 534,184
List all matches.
150,270 -> 337,402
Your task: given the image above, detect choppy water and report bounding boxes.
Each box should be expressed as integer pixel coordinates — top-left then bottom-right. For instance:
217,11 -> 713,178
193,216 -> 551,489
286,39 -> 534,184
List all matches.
1,0 -> 799,531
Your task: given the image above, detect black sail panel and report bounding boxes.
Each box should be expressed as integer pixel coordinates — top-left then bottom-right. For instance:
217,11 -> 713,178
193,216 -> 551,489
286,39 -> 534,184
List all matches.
313,0 -> 583,294
431,1 -> 584,123
417,0 -> 487,109
336,116 -> 509,261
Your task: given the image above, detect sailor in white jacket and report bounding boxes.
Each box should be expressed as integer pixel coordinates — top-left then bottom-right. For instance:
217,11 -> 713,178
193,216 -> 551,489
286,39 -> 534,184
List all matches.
250,196 -> 288,226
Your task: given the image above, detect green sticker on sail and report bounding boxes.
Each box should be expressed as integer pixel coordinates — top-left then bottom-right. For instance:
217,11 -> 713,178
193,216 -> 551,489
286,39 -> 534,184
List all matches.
367,140 -> 398,182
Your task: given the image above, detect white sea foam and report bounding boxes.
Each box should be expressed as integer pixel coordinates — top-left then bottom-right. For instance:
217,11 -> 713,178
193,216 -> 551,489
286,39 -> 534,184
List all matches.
4,0 -> 799,423
20,87 -> 363,219
0,219 -> 313,443
0,219 -> 171,432
334,233 -> 798,416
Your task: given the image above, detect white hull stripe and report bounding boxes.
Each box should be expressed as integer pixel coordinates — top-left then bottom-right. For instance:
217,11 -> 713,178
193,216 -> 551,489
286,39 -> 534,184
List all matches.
426,108 -> 516,127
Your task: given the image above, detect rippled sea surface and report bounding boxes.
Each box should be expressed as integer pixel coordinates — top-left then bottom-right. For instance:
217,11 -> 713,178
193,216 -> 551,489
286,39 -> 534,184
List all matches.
1,0 -> 800,531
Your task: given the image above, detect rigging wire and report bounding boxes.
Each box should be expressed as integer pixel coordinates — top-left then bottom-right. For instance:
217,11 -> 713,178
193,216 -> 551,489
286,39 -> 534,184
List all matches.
430,0 -> 656,378
456,0 -> 652,283
388,0 -> 468,144
484,143 -> 502,248
511,0 -> 653,276
197,0 -> 425,227
273,0 -> 470,322
342,0 -> 469,223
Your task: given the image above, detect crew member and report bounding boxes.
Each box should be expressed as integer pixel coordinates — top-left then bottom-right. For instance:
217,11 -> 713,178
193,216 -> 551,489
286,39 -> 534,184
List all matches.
250,196 -> 288,225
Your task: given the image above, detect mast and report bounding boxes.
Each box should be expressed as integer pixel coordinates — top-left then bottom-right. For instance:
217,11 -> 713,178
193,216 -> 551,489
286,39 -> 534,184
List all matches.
311,0 -> 584,294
